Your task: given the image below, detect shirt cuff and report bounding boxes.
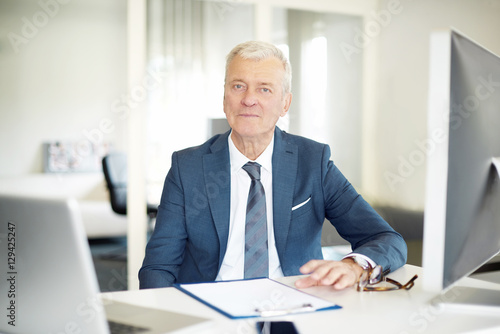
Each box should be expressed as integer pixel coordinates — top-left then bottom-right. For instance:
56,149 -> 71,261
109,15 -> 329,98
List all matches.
342,253 -> 376,270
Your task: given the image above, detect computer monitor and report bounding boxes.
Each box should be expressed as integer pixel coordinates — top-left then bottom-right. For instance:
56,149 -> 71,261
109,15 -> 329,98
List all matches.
423,29 -> 500,302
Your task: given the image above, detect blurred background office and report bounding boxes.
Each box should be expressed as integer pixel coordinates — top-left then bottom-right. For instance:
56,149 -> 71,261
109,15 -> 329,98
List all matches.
1,0 -> 500,290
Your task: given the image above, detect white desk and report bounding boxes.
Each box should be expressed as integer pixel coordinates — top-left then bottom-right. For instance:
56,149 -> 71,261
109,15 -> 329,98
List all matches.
104,265 -> 500,334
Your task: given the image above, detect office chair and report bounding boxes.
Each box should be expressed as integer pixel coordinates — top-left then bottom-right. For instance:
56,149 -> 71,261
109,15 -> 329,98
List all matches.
101,152 -> 157,260
102,152 -> 158,219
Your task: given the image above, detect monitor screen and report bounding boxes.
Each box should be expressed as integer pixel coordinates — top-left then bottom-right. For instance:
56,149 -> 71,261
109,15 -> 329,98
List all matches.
423,30 -> 500,293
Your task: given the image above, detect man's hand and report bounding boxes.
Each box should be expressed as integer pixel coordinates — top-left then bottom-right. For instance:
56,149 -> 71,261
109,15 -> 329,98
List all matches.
294,258 -> 364,290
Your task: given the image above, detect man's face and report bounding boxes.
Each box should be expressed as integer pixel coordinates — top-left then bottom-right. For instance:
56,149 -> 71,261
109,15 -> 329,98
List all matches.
223,55 -> 292,141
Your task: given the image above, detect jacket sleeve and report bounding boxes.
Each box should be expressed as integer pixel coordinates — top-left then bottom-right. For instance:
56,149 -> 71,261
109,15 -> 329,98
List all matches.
321,144 -> 408,273
139,151 -> 187,288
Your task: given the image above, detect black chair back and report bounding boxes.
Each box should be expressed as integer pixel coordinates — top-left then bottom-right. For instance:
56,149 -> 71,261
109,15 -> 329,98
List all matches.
102,152 -> 128,215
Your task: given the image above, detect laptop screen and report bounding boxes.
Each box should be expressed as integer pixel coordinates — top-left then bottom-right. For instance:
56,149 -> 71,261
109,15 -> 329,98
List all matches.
0,195 -> 110,333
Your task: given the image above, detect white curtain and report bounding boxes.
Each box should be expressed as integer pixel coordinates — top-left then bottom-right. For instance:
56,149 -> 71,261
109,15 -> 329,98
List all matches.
146,0 -> 205,191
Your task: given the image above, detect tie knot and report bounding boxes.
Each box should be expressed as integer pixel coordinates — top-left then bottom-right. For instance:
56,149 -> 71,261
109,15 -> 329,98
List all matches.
242,161 -> 261,180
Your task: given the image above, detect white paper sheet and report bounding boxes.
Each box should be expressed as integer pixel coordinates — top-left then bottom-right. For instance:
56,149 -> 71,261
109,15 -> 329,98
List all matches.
175,278 -> 341,319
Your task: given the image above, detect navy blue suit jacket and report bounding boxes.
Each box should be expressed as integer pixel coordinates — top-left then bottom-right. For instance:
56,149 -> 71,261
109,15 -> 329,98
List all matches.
139,127 -> 407,288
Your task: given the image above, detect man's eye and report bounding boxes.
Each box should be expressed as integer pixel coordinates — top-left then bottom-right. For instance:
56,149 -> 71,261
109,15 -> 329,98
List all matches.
261,88 -> 270,93
234,84 -> 244,89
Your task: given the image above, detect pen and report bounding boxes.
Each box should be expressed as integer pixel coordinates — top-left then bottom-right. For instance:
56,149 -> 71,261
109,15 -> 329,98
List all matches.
255,303 -> 314,317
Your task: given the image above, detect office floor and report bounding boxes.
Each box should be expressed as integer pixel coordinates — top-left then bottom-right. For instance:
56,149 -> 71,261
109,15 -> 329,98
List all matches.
89,237 -> 128,292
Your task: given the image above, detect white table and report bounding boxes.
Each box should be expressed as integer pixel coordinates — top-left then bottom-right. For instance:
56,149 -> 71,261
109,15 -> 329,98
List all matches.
103,265 -> 500,333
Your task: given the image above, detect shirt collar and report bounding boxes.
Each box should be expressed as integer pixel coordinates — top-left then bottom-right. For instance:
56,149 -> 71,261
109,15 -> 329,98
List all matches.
228,131 -> 274,174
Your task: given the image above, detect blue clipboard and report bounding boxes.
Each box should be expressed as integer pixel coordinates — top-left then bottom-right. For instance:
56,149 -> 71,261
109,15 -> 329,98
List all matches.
174,278 -> 342,319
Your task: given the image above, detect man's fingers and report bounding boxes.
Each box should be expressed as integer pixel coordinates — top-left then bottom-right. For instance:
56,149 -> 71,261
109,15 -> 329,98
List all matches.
299,259 -> 325,274
297,260 -> 341,287
296,259 -> 362,290
294,275 -> 318,289
332,273 -> 355,289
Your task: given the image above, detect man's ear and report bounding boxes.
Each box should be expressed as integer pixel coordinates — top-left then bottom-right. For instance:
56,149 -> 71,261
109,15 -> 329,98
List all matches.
281,93 -> 293,116
222,91 -> 227,115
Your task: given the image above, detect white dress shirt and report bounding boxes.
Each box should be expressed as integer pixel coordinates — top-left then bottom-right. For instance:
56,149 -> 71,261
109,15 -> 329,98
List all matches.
216,133 -> 284,281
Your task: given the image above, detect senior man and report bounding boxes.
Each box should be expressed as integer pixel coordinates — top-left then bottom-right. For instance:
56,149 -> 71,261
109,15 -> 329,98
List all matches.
139,41 -> 407,290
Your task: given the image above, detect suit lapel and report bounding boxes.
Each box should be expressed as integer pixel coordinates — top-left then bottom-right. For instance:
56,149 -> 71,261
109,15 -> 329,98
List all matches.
202,128 -> 298,266
272,128 -> 298,260
203,132 -> 231,265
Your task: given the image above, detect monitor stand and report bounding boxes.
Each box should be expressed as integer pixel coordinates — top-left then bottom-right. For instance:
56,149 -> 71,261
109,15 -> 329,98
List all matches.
433,286 -> 500,314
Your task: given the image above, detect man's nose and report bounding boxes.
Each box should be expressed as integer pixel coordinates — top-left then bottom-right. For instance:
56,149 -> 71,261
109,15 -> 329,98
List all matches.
241,91 -> 258,107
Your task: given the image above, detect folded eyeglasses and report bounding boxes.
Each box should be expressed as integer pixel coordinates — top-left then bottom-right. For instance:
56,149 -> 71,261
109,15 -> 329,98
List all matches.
357,265 -> 418,292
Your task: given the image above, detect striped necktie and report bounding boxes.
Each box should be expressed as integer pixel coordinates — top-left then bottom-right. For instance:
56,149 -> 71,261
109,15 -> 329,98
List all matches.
242,161 -> 269,279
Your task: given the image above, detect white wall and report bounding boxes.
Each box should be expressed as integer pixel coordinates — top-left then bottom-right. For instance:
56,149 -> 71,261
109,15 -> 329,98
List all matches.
372,0 -> 500,210
0,0 -> 127,176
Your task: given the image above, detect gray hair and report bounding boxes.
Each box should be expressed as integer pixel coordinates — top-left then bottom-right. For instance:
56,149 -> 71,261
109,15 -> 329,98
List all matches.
225,41 -> 292,96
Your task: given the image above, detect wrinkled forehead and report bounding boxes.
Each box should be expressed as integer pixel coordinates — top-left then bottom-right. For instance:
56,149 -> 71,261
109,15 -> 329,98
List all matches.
225,55 -> 286,85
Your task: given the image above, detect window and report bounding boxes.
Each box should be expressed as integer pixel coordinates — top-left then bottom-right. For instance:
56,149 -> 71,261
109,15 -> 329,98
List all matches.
273,8 -> 364,187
